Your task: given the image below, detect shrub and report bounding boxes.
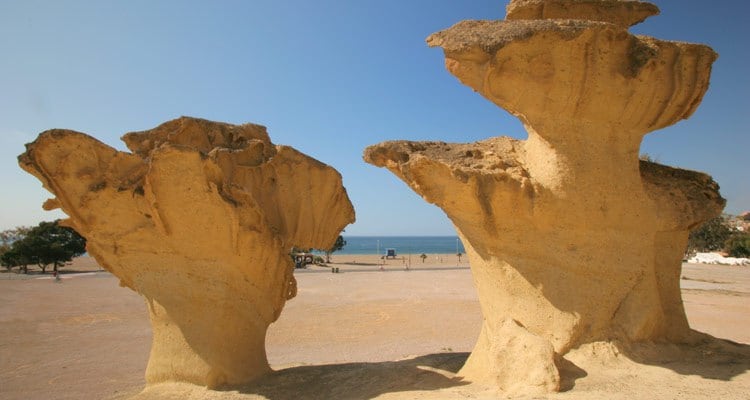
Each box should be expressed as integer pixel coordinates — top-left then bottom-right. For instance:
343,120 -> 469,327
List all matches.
687,217 -> 733,253
725,233 -> 750,258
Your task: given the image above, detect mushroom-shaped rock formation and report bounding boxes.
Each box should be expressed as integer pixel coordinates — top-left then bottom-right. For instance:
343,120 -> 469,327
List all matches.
365,0 -> 723,395
20,117 -> 355,388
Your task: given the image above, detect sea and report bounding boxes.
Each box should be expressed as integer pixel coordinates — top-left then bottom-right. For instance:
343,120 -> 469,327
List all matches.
329,236 -> 466,255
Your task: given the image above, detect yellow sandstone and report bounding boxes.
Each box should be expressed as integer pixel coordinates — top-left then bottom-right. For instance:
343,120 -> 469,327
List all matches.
365,0 -> 724,394
19,116 -> 355,388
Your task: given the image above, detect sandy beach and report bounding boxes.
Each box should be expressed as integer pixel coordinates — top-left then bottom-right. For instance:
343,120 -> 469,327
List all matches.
0,255 -> 748,399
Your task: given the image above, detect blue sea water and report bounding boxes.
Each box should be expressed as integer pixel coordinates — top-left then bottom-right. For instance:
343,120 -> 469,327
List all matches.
332,236 -> 466,255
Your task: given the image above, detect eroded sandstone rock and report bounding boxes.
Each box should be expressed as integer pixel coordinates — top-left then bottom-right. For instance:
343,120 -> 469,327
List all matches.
365,0 -> 723,395
505,0 -> 659,27
20,117 -> 355,388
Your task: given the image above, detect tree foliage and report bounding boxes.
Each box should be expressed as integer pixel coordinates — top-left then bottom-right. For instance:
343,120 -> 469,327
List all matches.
725,233 -> 750,258
322,235 -> 346,263
0,226 -> 32,272
0,226 -> 31,245
0,221 -> 86,274
687,216 -> 733,254
686,215 -> 750,259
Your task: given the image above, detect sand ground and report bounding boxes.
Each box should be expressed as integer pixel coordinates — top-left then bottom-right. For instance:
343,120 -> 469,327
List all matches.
0,255 -> 748,399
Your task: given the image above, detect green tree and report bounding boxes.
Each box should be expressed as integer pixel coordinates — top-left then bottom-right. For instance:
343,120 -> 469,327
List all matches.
687,216 -> 733,254
323,235 -> 346,263
0,221 -> 86,274
420,253 -> 427,263
725,233 -> 750,258
1,248 -> 32,273
0,227 -> 32,272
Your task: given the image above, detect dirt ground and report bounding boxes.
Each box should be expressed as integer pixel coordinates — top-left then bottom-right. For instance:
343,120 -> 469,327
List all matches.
0,256 -> 748,399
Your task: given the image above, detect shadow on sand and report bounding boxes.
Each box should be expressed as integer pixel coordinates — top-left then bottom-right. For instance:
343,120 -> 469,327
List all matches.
131,338 -> 750,399
231,352 -> 470,400
556,332 -> 750,392
556,356 -> 589,392
619,332 -> 750,381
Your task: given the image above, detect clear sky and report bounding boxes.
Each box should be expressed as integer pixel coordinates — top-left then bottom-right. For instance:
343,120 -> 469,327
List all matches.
1,0 -> 748,235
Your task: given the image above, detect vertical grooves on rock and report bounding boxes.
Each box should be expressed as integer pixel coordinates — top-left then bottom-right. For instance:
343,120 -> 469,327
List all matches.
664,48 -> 690,128
575,41 -> 592,122
648,45 -> 678,130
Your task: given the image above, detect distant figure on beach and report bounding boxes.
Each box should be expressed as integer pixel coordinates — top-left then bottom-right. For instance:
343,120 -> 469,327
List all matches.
53,271 -> 61,282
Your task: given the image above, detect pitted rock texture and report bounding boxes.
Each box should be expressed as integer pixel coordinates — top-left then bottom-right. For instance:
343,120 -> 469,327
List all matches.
505,0 -> 660,27
366,0 -> 723,395
20,117 -> 355,388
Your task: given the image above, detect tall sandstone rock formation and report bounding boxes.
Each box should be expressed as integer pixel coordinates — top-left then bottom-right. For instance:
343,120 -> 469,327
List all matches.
365,0 -> 724,394
20,117 -> 355,388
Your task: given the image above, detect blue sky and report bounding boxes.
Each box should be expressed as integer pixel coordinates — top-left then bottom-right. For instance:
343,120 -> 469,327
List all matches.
1,0 -> 748,235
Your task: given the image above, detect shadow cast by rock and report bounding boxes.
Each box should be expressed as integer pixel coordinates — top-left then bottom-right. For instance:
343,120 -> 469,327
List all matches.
295,266 -> 470,273
555,356 -> 588,392
231,352 -> 470,400
618,332 -> 750,381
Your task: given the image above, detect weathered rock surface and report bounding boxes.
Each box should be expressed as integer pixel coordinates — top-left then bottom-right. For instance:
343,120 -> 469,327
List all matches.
505,0 -> 659,27
20,117 -> 355,388
365,0 -> 723,395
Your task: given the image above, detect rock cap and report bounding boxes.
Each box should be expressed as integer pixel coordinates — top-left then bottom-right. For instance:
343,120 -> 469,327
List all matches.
427,19 -> 604,54
506,0 -> 660,27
